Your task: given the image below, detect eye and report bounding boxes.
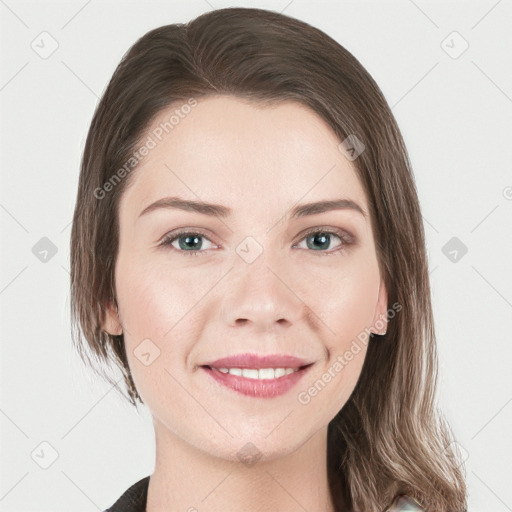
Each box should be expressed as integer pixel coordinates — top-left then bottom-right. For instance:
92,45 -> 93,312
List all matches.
159,227 -> 355,257
159,230 -> 216,257
293,228 -> 355,255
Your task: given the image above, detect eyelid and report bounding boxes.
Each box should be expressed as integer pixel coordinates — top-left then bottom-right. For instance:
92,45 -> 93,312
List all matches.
294,225 -> 356,246
159,228 -> 218,253
158,227 -> 214,245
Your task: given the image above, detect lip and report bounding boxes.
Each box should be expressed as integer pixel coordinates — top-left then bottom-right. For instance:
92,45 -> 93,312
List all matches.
204,353 -> 313,369
202,364 -> 313,398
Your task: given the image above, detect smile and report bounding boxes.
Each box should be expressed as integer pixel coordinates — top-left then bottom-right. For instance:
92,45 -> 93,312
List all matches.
201,363 -> 314,398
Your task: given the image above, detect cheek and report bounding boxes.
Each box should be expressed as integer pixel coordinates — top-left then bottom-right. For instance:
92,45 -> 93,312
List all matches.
296,269 -> 373,416
296,254 -> 380,348
114,258 -> 194,387
116,255 -> 200,341
314,260 -> 377,408
327,341 -> 368,415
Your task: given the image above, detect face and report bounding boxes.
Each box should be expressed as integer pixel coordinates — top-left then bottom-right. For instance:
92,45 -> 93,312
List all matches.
103,95 -> 387,462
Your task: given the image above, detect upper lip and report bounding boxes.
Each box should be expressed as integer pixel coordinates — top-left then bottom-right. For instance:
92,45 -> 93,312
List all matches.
203,353 -> 314,369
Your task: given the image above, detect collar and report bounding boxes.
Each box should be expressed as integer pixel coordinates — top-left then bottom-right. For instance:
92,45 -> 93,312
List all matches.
103,477 -> 424,512
104,475 -> 149,512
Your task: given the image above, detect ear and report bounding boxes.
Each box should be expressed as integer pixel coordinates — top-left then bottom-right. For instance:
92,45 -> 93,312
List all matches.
370,278 -> 388,335
102,301 -> 123,336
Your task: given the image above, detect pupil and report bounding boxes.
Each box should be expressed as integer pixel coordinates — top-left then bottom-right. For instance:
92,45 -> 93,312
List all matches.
180,235 -> 201,250
308,232 -> 330,250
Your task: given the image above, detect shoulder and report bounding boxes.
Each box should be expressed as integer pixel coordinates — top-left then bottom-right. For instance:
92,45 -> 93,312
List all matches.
103,475 -> 150,512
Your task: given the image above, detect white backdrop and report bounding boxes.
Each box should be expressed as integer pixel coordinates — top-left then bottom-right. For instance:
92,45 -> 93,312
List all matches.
1,1 -> 511,510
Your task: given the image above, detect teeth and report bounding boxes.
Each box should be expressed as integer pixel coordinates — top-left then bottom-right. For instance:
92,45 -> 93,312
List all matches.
215,367 -> 298,379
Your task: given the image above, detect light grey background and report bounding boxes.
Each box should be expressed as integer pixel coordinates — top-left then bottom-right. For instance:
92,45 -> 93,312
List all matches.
1,1 -> 511,510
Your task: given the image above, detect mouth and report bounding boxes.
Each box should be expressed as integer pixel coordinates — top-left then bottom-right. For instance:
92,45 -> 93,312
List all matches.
200,362 -> 314,398
201,363 -> 313,379
202,352 -> 314,370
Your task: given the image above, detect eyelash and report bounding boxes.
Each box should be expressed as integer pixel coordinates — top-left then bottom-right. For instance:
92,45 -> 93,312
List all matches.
159,227 -> 355,257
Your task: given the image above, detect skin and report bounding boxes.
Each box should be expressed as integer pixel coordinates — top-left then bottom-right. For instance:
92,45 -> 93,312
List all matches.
103,95 -> 388,512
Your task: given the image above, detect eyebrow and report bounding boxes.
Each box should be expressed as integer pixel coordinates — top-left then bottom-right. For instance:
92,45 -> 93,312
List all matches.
137,196 -> 367,220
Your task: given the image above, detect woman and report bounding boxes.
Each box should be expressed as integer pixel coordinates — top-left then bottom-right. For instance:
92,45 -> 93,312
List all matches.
70,7 -> 467,511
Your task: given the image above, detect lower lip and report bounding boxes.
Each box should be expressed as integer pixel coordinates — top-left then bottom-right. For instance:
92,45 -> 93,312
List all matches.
202,365 -> 312,398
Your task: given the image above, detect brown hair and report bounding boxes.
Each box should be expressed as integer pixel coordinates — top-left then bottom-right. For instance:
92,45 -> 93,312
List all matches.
70,7 -> 467,511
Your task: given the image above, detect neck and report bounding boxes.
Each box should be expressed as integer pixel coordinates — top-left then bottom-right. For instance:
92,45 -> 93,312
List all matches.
146,421 -> 338,512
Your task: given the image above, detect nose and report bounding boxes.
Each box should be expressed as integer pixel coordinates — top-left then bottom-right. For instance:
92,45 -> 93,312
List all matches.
220,249 -> 304,333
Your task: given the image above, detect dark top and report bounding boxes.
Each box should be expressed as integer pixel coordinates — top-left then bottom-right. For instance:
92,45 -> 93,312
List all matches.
103,475 -> 150,512
103,476 -> 425,511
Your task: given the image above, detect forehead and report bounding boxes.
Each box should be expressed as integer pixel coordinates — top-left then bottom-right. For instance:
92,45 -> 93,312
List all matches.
119,95 -> 367,218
